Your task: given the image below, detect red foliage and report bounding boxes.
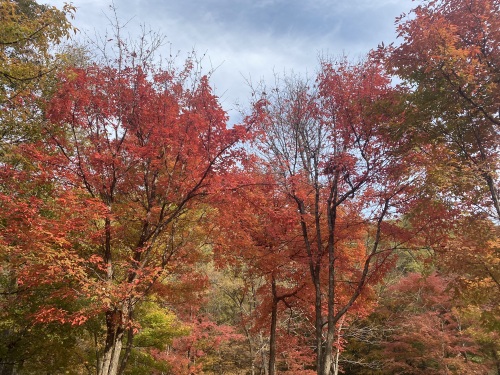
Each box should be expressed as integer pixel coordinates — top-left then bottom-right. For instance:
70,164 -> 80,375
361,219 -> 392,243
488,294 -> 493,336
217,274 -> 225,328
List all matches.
1,54 -> 249,374
382,272 -> 489,375
159,316 -> 244,374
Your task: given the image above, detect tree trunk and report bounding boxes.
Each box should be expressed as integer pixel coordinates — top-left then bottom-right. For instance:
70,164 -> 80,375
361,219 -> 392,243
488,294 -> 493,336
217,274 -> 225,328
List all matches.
297,197 -> 323,374
320,181 -> 339,375
117,327 -> 134,375
258,333 -> 269,375
332,316 -> 345,375
98,308 -> 126,375
484,172 -> 500,220
313,275 -> 323,374
269,278 -> 278,375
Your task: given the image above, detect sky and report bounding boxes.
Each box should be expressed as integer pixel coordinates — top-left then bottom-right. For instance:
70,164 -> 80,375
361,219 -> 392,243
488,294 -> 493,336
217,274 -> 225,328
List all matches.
44,0 -> 415,122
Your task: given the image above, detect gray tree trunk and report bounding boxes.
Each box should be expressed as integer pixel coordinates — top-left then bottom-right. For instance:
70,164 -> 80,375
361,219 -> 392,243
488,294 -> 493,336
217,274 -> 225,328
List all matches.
98,308 -> 127,375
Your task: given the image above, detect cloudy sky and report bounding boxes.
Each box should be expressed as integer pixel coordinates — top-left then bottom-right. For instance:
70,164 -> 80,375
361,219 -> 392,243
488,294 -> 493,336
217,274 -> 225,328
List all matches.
44,0 -> 415,122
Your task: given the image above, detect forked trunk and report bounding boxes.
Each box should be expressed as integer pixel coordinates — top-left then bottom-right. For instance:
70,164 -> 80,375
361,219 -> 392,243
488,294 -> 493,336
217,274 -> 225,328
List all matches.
98,309 -> 126,375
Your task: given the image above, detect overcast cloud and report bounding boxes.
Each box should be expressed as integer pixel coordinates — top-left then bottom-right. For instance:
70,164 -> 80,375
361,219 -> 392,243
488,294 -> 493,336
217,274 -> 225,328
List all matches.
44,0 -> 414,122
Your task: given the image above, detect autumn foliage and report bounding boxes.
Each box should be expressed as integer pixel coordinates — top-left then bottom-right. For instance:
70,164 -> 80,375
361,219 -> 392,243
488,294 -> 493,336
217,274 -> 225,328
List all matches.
0,0 -> 499,374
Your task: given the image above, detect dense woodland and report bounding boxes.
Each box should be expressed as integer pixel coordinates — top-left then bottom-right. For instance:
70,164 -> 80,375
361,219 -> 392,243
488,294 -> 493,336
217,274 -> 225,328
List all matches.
0,0 -> 499,374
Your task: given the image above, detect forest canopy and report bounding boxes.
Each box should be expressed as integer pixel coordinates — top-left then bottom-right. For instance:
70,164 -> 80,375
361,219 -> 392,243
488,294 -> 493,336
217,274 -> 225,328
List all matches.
0,0 -> 498,374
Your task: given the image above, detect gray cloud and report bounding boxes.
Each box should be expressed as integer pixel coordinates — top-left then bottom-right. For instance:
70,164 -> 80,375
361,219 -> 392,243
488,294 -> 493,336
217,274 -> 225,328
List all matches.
45,0 -> 413,122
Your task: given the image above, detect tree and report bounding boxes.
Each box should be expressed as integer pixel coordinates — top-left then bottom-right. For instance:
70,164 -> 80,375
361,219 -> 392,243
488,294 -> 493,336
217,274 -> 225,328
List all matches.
1,27 -> 248,375
0,2 -> 77,374
384,1 -> 500,371
0,0 -> 75,146
213,166 -> 312,374
385,0 -> 500,220
247,59 -> 427,375
0,146 -> 106,374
